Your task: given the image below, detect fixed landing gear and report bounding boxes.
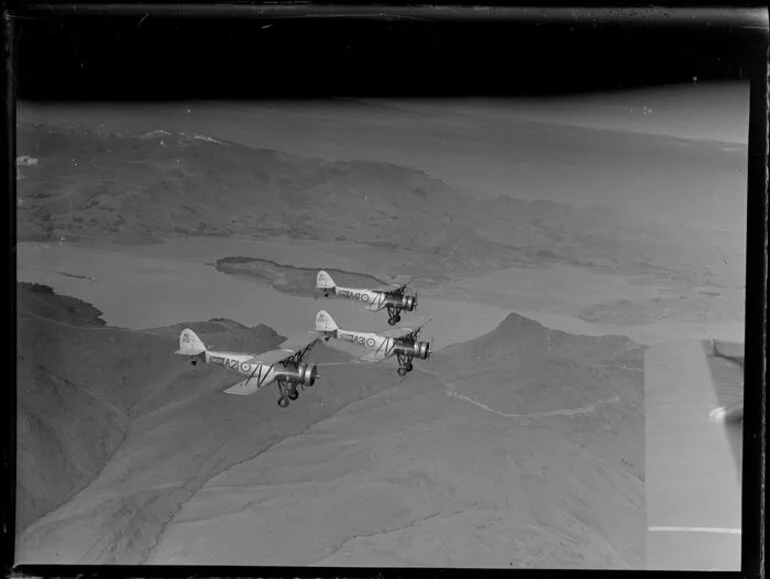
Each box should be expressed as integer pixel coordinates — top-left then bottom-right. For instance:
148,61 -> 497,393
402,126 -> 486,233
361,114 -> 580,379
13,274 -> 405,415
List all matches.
396,353 -> 415,377
387,306 -> 402,326
276,380 -> 297,408
397,364 -> 414,377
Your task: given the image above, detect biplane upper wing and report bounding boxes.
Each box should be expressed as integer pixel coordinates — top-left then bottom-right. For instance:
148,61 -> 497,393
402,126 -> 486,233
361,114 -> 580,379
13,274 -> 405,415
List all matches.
278,330 -> 322,358
371,276 -> 413,295
245,331 -> 321,366
380,316 -> 431,340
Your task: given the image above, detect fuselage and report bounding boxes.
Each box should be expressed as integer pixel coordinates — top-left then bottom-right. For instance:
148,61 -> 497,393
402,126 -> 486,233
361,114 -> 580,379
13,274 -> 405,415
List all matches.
336,329 -> 398,361
203,350 -> 280,391
330,286 -> 407,310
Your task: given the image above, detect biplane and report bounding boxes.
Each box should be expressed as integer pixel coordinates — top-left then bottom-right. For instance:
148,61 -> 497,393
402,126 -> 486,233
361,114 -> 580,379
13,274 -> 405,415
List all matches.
175,328 -> 321,408
316,270 -> 418,326
314,310 -> 431,376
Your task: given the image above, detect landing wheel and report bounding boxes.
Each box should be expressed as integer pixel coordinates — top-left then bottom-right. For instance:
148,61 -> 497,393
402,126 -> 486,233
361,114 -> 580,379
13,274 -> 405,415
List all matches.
388,317 -> 397,326
397,367 -> 408,377
406,363 -> 414,372
288,389 -> 299,401
191,360 -> 198,366
277,396 -> 289,408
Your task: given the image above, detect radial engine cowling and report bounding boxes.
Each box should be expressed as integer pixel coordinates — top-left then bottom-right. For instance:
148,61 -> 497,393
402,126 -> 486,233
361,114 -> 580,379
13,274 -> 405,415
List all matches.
396,340 -> 430,361
283,362 -> 319,387
400,294 -> 417,312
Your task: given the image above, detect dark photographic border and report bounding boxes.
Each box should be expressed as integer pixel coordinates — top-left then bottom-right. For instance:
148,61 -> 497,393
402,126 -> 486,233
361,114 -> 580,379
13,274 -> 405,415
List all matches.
3,3 -> 767,578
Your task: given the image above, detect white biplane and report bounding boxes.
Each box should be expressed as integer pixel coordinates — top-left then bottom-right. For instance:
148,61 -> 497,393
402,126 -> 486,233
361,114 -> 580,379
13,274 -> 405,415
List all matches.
315,310 -> 431,376
175,328 -> 321,408
316,270 -> 417,326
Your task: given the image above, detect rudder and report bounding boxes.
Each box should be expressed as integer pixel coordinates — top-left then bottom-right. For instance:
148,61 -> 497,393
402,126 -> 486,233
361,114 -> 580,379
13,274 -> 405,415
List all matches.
316,270 -> 336,290
315,310 -> 339,334
176,328 -> 207,356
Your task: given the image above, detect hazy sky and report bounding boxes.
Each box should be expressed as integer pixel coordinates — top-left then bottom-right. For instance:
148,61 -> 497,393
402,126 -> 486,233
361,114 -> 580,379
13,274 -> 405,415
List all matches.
19,82 -> 749,233
380,82 -> 749,144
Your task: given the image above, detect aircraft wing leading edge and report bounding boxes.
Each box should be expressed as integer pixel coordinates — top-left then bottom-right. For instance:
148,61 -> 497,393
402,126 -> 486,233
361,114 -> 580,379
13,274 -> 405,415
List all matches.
380,316 -> 431,339
223,378 -> 262,396
247,331 -> 322,365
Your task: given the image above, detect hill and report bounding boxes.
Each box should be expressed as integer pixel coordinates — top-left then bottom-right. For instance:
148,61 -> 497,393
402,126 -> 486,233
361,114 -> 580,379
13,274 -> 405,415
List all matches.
17,123 -> 744,289
16,283 -> 412,564
15,124 -> 523,277
16,282 -> 291,533
18,285 -> 645,567
213,257 -> 391,298
429,312 -> 646,567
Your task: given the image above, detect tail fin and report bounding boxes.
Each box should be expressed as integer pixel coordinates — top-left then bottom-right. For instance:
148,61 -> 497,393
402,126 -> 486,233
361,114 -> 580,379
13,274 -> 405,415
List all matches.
315,310 -> 339,336
316,270 -> 336,291
175,328 -> 207,356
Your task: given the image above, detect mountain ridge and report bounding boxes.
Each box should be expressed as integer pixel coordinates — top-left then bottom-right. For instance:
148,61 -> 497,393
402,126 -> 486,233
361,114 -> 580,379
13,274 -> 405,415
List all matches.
17,123 -> 744,288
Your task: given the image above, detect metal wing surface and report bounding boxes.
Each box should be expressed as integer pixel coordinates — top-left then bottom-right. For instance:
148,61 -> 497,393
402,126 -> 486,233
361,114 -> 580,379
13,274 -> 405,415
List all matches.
380,316 -> 431,339
355,353 -> 384,364
242,332 -> 321,366
278,330 -> 322,358
223,378 -> 261,396
247,349 -> 296,365
371,276 -> 412,294
371,283 -> 400,293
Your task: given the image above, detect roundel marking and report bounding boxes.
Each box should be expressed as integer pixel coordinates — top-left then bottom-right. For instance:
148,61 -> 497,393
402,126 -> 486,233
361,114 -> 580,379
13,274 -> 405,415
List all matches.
366,337 -> 376,348
362,293 -> 370,302
241,362 -> 250,372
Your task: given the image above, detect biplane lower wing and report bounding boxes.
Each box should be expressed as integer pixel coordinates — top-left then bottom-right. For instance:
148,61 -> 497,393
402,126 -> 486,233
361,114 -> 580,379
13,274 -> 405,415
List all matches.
224,378 -> 262,396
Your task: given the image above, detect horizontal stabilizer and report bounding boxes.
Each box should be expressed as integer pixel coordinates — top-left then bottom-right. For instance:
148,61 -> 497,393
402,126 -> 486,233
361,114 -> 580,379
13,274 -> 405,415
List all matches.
175,347 -> 205,356
223,379 -> 261,396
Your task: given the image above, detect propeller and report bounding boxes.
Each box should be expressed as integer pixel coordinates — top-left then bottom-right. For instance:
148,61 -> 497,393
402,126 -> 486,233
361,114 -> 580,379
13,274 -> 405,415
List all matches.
425,332 -> 435,362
